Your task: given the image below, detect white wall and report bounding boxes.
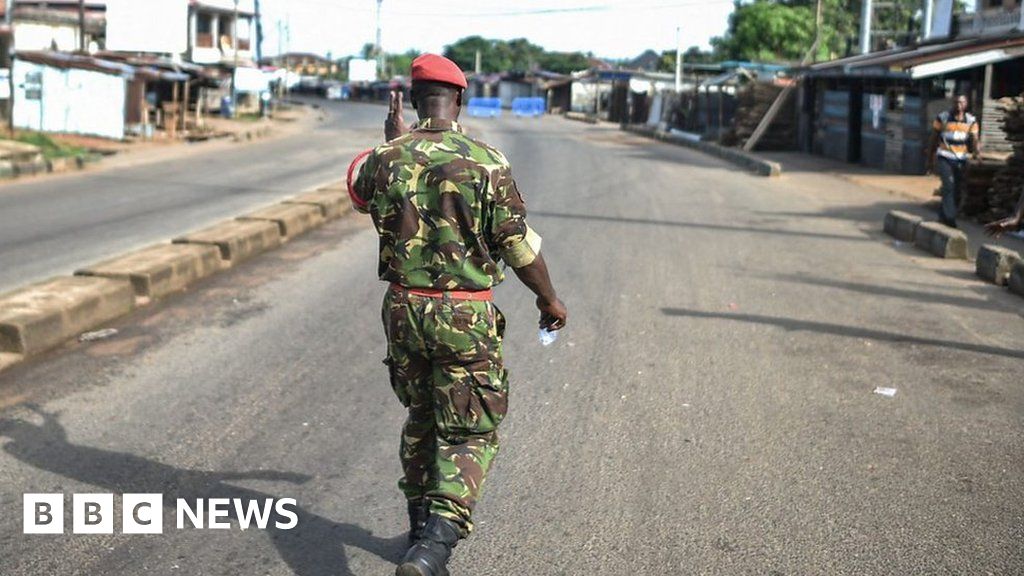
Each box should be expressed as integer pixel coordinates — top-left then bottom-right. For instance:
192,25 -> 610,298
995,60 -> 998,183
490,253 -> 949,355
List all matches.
14,22 -> 79,51
194,0 -> 255,12
106,0 -> 189,54
13,59 -> 126,140
234,66 -> 270,93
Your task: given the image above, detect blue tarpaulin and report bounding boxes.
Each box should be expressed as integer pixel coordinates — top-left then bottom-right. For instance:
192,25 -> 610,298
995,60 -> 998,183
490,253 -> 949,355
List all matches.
468,97 -> 502,118
512,97 -> 545,117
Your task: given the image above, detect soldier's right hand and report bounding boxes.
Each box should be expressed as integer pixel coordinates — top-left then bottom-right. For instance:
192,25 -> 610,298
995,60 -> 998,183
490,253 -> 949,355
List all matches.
385,89 -> 408,141
537,296 -> 567,331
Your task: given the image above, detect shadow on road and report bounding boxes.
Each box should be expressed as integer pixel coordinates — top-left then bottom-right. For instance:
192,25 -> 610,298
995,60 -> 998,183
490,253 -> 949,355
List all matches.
531,210 -> 873,243
763,273 -> 1014,314
0,405 -> 404,576
661,307 -> 1024,360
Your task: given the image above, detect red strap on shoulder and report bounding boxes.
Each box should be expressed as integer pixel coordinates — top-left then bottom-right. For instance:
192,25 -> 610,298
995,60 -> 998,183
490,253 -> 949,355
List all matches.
347,148 -> 374,210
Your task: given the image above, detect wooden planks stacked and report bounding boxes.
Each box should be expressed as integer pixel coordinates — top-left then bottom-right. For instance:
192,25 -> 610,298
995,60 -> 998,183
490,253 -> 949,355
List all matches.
974,97 -> 1024,222
730,82 -> 797,151
981,98 -> 1013,155
962,157 -> 1005,216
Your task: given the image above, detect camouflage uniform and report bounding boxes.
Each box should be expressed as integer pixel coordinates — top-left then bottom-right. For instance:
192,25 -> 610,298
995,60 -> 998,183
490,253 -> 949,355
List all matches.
353,117 -> 540,537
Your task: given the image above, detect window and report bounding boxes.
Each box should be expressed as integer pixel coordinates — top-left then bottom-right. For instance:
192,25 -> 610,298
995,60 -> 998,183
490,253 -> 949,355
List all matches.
197,13 -> 212,35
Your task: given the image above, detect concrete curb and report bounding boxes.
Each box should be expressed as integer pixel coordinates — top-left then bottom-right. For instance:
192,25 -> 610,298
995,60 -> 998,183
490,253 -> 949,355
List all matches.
231,126 -> 273,143
880,211 -> 1024,302
975,244 -> 1021,286
0,180 -> 351,374
75,243 -> 223,301
0,276 -> 135,357
283,190 -> 349,220
173,219 -> 283,265
564,111 -> 599,124
622,124 -> 781,177
236,203 -> 325,240
1009,262 -> 1024,298
13,157 -> 47,177
913,221 -> 968,259
883,210 -> 922,242
0,152 -> 103,182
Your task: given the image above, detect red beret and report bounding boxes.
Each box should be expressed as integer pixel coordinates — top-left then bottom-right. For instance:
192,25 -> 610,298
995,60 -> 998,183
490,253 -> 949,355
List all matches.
411,54 -> 467,89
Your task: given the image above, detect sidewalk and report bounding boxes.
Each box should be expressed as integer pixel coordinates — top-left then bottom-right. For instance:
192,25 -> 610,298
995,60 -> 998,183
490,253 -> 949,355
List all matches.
0,104 -> 319,184
761,150 -> 1024,257
99,104 -> 319,171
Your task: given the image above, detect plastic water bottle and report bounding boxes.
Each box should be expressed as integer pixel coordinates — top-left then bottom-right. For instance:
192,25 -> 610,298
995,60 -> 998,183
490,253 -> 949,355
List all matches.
538,327 -> 558,346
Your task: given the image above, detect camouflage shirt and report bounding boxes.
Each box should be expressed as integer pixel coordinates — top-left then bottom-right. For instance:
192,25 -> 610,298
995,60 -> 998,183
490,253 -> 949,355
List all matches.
353,117 -> 540,290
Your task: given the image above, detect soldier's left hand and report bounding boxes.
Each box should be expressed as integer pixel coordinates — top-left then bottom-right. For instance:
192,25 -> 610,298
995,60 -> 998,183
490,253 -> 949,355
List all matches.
537,296 -> 567,331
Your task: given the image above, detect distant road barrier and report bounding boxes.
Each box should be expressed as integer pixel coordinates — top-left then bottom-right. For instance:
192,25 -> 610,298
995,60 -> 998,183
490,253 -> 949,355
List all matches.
512,97 -> 545,117
467,98 -> 502,118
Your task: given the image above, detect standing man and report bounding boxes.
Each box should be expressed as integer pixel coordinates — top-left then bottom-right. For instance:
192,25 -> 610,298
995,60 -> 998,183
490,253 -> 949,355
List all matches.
351,54 -> 567,576
927,94 -> 982,228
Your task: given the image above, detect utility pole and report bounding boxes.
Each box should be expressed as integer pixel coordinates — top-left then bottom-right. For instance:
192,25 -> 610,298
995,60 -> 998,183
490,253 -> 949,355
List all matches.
78,0 -> 86,53
674,26 -> 681,93
811,0 -> 823,61
922,0 -> 934,40
375,0 -> 383,79
860,0 -> 874,54
285,15 -> 290,97
475,49 -> 481,74
254,0 -> 263,64
5,0 -> 14,131
230,0 -> 239,115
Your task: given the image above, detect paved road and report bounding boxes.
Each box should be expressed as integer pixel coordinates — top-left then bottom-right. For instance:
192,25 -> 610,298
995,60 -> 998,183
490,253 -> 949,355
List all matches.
0,99 -> 398,294
1,109 -> 1022,576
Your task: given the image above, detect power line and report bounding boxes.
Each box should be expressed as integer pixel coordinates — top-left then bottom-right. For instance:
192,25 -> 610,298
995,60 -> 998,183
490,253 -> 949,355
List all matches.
278,0 -> 732,17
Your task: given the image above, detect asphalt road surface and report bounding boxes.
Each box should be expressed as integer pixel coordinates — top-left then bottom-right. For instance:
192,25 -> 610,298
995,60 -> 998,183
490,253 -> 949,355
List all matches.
1,106 -> 1022,576
0,99 -> 393,294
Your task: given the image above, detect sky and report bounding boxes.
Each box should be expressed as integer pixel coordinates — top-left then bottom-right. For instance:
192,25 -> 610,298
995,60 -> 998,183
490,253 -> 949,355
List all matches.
257,0 -> 737,61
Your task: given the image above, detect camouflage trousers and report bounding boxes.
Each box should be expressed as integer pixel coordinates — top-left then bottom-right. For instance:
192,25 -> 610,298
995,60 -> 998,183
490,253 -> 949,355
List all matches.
381,287 -> 508,537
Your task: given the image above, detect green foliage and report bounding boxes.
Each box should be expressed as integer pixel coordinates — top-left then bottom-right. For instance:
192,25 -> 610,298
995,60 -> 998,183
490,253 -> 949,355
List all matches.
709,0 -> 955,64
537,51 -> 592,75
388,49 -> 422,78
443,36 -> 589,74
658,46 -> 717,72
712,1 -> 817,62
10,132 -> 85,159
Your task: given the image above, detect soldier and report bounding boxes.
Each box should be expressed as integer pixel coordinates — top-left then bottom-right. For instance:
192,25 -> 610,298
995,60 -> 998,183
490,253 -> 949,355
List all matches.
351,54 -> 567,576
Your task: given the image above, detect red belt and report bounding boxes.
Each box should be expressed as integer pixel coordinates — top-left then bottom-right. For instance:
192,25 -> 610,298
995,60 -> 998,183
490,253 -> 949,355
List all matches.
390,282 -> 493,301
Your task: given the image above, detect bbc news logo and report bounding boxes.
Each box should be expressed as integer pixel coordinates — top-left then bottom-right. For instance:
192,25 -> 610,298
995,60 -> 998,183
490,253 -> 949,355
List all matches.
24,494 -> 298,534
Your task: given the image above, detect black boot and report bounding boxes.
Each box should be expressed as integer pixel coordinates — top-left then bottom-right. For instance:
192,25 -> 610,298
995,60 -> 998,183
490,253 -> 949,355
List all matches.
395,515 -> 461,576
407,500 -> 429,545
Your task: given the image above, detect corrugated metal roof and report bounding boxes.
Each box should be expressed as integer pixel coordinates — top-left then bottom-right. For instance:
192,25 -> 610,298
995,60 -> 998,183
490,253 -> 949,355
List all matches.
16,51 -> 190,82
17,51 -> 135,77
804,34 -> 1024,78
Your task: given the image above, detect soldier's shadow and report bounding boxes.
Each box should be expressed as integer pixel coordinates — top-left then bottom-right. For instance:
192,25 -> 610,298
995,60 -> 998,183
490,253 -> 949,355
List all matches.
0,405 -> 406,576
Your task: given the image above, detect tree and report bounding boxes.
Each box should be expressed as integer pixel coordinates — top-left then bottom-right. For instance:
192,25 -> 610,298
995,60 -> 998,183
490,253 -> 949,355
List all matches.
658,46 -> 717,73
713,0 -> 972,64
388,49 -> 422,78
443,36 -> 576,74
711,0 -> 817,62
443,36 -> 494,71
537,51 -> 590,74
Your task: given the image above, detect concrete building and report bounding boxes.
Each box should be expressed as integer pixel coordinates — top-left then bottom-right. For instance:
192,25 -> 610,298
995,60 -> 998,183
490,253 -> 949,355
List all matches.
188,0 -> 255,67
801,34 -> 1024,173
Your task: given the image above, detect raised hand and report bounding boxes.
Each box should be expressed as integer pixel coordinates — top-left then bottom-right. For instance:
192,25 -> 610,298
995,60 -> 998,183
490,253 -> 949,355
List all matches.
385,89 -> 408,141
